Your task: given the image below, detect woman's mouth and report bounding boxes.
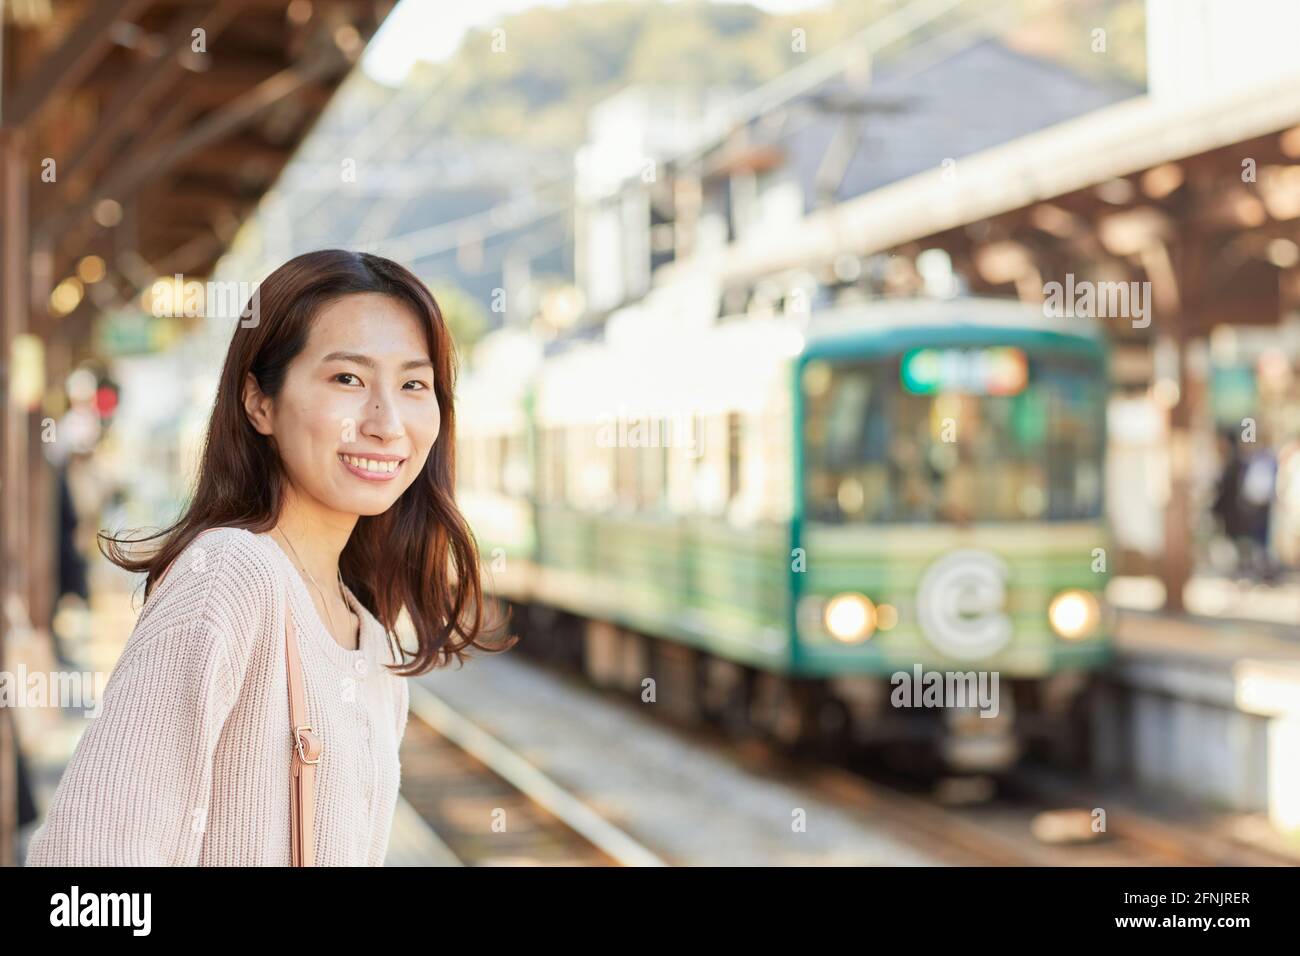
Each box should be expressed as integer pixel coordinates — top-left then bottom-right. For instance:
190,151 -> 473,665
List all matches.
338,453 -> 405,481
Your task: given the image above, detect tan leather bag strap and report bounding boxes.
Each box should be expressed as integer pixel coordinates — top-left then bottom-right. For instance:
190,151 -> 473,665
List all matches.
286,604 -> 321,866
152,528 -> 320,867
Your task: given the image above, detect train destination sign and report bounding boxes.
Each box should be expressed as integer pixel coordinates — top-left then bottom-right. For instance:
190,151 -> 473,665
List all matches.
900,346 -> 1029,396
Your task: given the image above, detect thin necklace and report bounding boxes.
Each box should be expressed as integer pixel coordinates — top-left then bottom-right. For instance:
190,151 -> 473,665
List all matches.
275,527 -> 354,647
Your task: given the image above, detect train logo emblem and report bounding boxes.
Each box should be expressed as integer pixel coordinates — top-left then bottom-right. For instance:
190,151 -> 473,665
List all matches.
915,549 -> 1012,660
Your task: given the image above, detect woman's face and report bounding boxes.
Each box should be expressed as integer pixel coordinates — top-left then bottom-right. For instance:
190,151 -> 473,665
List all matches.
244,292 -> 440,520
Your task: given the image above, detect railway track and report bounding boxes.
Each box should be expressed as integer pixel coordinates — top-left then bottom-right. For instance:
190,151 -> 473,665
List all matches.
683,700 -> 1300,866
394,660 -> 1296,867
1000,766 -> 1300,867
707,727 -> 1298,866
396,682 -> 667,866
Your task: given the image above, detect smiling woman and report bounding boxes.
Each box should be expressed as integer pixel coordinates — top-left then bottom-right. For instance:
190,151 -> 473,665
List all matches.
25,250 -> 514,867
241,291 -> 442,536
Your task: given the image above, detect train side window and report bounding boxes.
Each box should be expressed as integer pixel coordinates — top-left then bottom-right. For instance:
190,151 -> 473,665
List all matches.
615,440 -> 638,512
566,425 -> 583,510
565,425 -> 581,510
535,428 -> 547,502
638,420 -> 668,513
664,413 -> 697,516
692,414 -> 728,516
556,427 -> 567,504
762,382 -> 794,522
546,426 -> 567,505
495,434 -> 508,495
594,423 -> 615,512
668,447 -> 684,515
566,426 -> 583,510
503,431 -> 530,497
726,410 -> 743,504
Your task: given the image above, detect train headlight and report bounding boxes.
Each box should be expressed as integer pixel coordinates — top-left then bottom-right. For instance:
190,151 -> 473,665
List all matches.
824,592 -> 877,644
1048,589 -> 1100,640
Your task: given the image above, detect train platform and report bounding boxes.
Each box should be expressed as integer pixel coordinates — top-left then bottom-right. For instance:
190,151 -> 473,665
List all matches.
1114,608 -> 1300,665
1097,602 -> 1300,837
1109,573 -> 1300,648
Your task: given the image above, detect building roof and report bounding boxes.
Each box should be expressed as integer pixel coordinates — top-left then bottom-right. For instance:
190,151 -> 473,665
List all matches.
780,37 -> 1137,208
663,67 -> 1300,287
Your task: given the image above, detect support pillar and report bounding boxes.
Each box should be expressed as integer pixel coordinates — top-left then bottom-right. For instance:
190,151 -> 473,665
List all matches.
0,127 -> 31,867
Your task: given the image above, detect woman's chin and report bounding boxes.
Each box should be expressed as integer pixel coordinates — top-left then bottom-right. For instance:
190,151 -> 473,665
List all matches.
344,494 -> 401,517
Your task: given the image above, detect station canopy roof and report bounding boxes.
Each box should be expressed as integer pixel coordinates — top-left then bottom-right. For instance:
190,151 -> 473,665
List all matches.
2,0 -> 395,337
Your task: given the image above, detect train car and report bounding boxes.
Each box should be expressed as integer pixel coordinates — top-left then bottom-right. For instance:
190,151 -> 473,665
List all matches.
455,296 -> 1112,772
454,329 -> 541,597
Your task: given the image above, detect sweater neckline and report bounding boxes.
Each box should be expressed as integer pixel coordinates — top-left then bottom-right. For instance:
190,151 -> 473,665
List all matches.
254,531 -> 371,671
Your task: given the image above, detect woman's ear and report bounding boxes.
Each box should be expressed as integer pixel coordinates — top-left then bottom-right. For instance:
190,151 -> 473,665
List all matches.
242,371 -> 274,436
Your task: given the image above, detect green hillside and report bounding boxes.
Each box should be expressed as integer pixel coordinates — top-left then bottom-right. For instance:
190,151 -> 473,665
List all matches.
399,0 -> 1146,151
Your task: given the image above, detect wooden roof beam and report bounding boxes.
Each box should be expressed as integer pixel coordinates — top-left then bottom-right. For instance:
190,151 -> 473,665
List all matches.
183,56 -> 297,103
145,196 -> 257,222
2,0 -> 154,128
36,54 -> 348,245
58,2 -> 245,191
140,228 -> 225,285
181,136 -> 290,177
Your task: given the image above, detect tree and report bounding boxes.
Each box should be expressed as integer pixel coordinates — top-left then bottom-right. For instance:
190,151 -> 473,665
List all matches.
425,280 -> 490,353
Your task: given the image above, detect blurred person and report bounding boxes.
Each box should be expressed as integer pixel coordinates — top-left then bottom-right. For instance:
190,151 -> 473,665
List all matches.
1211,429 -> 1252,576
26,250 -> 511,867
65,444 -> 110,553
42,405 -> 101,668
56,461 -> 89,606
1239,440 -> 1280,583
13,726 -> 39,850
48,461 -> 88,669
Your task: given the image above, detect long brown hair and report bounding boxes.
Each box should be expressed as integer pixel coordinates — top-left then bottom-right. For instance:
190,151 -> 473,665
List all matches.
101,249 -> 513,675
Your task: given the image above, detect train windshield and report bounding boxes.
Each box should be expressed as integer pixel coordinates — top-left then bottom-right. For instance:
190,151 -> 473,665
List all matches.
801,348 -> 1104,524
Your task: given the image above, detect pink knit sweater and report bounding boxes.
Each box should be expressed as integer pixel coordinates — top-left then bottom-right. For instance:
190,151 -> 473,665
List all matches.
25,526 -> 410,866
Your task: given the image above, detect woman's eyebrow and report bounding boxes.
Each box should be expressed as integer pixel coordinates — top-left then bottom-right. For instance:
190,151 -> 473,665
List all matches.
321,350 -> 433,371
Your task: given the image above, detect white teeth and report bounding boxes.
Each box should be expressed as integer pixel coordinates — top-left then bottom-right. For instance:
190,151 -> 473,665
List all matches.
340,454 -> 400,473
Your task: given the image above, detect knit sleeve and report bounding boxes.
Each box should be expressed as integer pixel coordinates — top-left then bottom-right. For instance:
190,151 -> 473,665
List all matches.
24,528 -> 274,866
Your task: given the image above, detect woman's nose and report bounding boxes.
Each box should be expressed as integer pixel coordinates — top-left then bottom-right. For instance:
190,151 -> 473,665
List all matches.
362,391 -> 404,441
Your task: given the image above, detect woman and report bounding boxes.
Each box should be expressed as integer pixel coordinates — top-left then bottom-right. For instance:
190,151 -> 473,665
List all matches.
26,249 -> 510,866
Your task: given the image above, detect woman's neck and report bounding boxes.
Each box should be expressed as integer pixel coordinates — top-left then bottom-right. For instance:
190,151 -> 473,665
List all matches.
272,490 -> 358,588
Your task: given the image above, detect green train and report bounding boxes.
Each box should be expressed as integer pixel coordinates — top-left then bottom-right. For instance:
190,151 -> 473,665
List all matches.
455,296 -> 1112,771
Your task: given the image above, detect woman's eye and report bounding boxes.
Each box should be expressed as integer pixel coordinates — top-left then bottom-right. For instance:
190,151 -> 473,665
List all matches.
332,372 -> 429,389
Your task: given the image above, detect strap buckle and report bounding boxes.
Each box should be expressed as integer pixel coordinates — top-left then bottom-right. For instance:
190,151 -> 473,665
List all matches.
293,724 -> 321,765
